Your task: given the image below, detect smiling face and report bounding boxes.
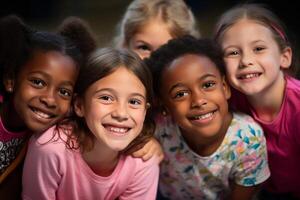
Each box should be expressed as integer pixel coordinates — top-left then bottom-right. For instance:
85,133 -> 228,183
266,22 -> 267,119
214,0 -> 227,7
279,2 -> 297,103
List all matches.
160,54 -> 232,148
8,50 -> 78,133
128,17 -> 173,59
221,19 -> 292,96
75,67 -> 148,152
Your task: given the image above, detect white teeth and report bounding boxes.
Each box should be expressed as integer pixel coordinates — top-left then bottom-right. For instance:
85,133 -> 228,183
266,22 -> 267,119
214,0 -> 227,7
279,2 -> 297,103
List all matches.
194,112 -> 213,120
240,73 -> 259,79
33,109 -> 51,119
108,127 -> 128,133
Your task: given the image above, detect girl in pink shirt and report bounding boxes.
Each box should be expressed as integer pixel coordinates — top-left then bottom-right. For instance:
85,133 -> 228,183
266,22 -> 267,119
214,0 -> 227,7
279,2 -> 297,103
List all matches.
22,48 -> 159,200
214,3 -> 300,199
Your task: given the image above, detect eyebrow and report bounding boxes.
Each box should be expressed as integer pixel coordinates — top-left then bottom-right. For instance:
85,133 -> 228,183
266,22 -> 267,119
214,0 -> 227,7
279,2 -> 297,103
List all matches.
28,71 -> 75,87
168,73 -> 218,94
94,88 -> 146,100
224,39 -> 266,49
134,39 -> 153,48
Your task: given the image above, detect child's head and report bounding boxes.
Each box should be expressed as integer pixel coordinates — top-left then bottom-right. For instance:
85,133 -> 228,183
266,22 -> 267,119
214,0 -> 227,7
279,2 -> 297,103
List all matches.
72,47 -> 154,152
214,4 -> 294,96
146,36 -> 231,147
114,0 -> 200,59
0,15 -> 97,133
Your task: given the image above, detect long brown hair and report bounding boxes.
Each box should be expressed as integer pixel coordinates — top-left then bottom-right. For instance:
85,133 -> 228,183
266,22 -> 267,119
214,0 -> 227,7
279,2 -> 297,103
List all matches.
64,47 -> 155,153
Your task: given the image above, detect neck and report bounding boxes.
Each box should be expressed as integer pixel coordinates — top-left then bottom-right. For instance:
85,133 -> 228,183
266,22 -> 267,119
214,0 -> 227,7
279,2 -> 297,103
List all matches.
1,99 -> 27,132
247,73 -> 286,122
183,112 -> 233,157
82,138 -> 120,177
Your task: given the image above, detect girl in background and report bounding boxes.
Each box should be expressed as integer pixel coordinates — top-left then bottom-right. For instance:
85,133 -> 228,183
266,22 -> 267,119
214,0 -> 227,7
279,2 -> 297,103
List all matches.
22,48 -> 159,200
114,0 -> 200,59
214,4 -> 300,199
0,15 -> 96,199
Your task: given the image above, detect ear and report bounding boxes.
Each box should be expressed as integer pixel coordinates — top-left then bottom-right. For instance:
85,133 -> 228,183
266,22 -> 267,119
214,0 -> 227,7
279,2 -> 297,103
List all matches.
280,47 -> 292,69
3,76 -> 15,93
222,76 -> 231,100
73,95 -> 85,117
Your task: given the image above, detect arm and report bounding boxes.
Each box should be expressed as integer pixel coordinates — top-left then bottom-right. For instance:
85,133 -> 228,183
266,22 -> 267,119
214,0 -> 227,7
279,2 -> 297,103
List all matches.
119,157 -> 160,200
227,183 -> 260,200
22,135 -> 62,200
127,137 -> 164,163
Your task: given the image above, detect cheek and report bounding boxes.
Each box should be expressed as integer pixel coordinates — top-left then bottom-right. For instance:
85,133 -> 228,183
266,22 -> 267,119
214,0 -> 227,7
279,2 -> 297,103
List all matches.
167,102 -> 187,121
133,109 -> 147,125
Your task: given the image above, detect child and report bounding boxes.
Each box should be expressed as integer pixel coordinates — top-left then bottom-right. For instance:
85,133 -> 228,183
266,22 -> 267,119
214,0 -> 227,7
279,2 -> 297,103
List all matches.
214,4 -> 300,199
22,48 -> 160,200
0,15 -> 96,199
113,0 -> 200,59
145,36 -> 270,200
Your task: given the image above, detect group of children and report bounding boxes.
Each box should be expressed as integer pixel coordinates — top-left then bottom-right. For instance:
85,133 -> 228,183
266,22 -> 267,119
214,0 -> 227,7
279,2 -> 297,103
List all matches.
0,0 -> 299,200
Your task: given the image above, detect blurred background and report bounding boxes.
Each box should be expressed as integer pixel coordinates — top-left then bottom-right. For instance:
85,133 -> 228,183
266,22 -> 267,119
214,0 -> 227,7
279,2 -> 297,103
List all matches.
1,0 -> 299,45
1,0 -> 299,77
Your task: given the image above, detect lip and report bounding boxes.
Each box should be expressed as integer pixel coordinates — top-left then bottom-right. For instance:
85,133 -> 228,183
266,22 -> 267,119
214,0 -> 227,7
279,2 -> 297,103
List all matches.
187,110 -> 217,125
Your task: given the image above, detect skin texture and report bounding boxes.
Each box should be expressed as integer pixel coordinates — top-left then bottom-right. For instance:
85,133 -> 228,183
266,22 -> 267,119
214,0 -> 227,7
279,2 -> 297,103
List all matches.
128,17 -> 173,59
74,67 -> 148,175
221,19 -> 292,121
160,54 -> 232,156
3,50 -> 78,133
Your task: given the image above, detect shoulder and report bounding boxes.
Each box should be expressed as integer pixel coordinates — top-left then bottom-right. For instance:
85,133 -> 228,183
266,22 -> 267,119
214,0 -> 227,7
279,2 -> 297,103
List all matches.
123,155 -> 159,171
231,112 -> 263,131
284,76 -> 300,105
228,112 -> 265,143
28,125 -> 70,156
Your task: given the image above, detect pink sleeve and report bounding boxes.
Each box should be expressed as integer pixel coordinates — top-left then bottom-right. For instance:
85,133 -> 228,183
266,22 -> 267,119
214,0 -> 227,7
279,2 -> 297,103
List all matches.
119,157 -> 159,200
22,134 -> 64,200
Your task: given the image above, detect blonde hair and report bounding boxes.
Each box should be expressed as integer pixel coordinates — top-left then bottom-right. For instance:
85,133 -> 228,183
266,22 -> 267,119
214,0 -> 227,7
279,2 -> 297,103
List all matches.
114,0 -> 200,48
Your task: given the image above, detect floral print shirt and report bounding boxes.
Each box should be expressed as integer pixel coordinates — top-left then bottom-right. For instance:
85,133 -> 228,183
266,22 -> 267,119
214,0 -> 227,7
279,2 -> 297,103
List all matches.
156,112 -> 270,200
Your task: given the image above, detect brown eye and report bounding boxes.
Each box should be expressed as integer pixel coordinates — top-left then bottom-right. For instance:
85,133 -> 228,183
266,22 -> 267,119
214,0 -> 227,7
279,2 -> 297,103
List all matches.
173,91 -> 188,99
137,44 -> 150,51
59,88 -> 72,98
202,81 -> 216,89
30,79 -> 46,88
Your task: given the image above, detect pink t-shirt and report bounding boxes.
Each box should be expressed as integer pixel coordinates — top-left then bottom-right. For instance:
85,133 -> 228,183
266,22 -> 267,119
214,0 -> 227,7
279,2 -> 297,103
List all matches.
0,116 -> 27,174
231,76 -> 300,197
22,126 -> 159,200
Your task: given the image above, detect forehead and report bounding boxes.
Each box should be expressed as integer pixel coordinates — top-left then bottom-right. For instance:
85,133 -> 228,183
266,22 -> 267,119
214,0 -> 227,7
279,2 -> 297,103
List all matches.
133,18 -> 173,43
87,67 -> 146,96
162,54 -> 221,84
22,50 -> 77,75
222,19 -> 275,44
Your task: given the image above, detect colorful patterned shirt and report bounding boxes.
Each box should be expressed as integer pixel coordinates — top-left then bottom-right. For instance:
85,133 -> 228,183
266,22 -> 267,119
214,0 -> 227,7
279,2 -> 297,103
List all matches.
157,112 -> 270,200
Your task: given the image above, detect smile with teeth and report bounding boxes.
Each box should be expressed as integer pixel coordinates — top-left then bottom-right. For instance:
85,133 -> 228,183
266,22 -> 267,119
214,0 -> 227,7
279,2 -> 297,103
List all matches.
31,107 -> 54,119
190,111 -> 215,120
238,73 -> 261,80
105,125 -> 130,135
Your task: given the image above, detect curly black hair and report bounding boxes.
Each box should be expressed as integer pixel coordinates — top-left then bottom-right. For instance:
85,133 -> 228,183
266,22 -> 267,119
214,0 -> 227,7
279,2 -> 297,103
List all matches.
145,35 -> 226,97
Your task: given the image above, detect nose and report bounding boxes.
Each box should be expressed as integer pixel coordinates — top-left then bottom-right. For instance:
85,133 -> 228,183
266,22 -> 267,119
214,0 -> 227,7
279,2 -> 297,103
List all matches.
111,102 -> 129,121
191,90 -> 208,109
39,88 -> 57,109
239,52 -> 254,68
